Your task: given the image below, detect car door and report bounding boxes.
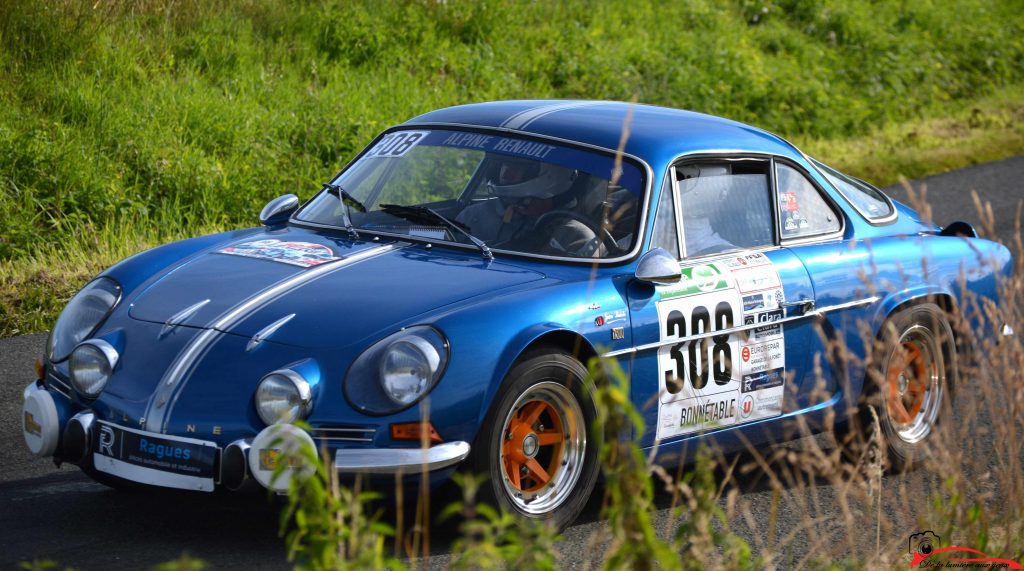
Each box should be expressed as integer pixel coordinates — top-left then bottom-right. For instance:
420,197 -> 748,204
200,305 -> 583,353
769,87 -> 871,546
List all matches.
624,155 -> 817,449
773,158 -> 874,408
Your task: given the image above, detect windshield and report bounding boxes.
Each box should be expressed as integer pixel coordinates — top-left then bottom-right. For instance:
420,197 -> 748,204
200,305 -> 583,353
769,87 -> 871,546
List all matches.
296,129 -> 646,260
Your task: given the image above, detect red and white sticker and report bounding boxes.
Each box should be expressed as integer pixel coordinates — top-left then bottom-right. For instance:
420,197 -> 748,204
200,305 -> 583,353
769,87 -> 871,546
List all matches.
781,191 -> 799,211
217,239 -> 341,268
732,264 -> 782,294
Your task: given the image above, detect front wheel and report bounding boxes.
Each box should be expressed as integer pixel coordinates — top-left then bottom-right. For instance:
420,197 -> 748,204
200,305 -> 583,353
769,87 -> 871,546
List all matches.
472,350 -> 600,530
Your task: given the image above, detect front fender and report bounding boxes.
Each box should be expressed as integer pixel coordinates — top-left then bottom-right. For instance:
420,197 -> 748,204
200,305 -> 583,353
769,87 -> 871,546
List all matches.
430,275 -> 628,443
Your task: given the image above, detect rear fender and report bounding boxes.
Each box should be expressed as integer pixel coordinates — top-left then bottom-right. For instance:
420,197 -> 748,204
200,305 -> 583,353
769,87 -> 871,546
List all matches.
872,285 -> 956,333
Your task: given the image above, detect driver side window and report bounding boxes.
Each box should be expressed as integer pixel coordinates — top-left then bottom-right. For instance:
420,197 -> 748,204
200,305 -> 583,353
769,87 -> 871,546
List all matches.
674,159 -> 774,258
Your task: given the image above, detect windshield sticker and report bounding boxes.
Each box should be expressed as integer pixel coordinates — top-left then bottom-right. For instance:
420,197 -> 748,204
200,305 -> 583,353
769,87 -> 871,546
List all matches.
217,239 -> 341,268
426,129 -> 644,192
440,131 -> 557,160
366,131 -> 429,158
654,253 -> 787,441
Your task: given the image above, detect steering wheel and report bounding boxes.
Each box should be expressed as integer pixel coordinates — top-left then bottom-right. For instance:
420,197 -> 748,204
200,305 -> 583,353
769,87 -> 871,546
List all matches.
533,209 -> 620,256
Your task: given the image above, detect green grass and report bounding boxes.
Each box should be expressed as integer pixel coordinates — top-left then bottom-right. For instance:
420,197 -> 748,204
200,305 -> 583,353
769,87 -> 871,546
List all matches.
798,84 -> 1024,186
1,0 -> 1023,336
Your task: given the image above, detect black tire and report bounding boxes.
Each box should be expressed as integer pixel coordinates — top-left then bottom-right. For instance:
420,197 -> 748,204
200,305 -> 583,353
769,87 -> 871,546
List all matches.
836,303 -> 958,472
470,350 -> 600,531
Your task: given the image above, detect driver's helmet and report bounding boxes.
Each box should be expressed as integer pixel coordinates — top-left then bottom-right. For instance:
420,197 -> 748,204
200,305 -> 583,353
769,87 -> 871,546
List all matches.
488,158 -> 577,201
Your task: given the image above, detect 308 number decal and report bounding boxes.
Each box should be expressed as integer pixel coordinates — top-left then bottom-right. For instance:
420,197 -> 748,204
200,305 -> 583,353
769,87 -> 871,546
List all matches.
367,131 -> 428,158
654,255 -> 788,441
662,298 -> 737,394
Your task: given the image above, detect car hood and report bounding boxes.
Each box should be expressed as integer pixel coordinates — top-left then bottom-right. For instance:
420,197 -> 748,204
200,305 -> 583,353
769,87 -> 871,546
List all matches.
127,228 -> 546,348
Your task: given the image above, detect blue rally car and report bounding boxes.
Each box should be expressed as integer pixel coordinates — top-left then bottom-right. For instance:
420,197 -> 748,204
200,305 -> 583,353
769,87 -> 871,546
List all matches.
22,100 -> 1013,529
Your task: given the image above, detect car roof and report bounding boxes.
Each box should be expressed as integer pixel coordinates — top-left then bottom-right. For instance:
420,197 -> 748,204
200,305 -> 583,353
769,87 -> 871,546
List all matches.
403,100 -> 803,167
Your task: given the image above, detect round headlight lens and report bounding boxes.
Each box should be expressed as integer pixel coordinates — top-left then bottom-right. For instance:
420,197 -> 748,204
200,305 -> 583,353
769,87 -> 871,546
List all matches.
48,277 -> 121,362
69,340 -> 118,398
343,325 -> 449,415
255,371 -> 312,425
380,336 -> 442,406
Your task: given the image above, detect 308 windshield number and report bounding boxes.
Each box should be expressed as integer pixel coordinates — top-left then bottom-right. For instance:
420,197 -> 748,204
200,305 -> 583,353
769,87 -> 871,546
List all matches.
368,131 -> 428,158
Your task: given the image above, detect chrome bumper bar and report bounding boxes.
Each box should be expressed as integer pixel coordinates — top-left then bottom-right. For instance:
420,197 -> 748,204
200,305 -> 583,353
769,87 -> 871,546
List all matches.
334,441 -> 471,475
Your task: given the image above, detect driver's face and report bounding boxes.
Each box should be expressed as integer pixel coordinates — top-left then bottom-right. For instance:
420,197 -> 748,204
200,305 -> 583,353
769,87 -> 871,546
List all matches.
499,162 -> 530,185
514,197 -> 553,217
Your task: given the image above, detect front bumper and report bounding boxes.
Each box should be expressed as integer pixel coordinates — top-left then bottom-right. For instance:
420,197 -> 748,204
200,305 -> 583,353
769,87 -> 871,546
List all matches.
334,441 -> 471,475
23,380 -> 473,493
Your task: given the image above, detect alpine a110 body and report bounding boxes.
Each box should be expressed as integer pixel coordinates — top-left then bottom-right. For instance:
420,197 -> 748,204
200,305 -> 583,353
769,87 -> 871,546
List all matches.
22,100 -> 1013,529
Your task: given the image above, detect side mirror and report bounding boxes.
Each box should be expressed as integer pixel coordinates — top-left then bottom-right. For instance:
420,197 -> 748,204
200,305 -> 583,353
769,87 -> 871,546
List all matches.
635,248 -> 681,285
260,194 -> 299,226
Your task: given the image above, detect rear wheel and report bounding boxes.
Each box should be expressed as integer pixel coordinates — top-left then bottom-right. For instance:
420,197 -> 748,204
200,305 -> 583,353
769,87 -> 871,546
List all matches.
839,303 -> 957,471
472,350 -> 599,530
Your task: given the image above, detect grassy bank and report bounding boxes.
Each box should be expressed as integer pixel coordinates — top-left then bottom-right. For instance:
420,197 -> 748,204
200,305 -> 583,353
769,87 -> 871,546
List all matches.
799,85 -> 1024,186
1,0 -> 1023,336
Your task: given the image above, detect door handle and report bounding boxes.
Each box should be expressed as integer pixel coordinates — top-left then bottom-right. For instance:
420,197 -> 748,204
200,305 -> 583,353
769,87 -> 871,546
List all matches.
782,299 -> 815,315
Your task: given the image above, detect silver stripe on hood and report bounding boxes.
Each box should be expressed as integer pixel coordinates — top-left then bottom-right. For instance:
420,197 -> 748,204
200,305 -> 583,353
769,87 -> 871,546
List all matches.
143,243 -> 402,433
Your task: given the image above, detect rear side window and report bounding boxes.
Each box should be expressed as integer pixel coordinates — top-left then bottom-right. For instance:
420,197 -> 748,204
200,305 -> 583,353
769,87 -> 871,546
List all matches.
776,163 -> 841,239
812,159 -> 894,221
674,159 -> 774,257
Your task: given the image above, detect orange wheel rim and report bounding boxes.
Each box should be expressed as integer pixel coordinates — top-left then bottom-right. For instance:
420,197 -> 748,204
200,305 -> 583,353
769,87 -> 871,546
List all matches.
886,342 -> 928,426
501,399 -> 565,493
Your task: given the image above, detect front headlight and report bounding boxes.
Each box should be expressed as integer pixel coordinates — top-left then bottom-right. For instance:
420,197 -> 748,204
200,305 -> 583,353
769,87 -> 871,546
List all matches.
255,370 -> 312,425
48,277 -> 121,362
69,340 -> 119,398
380,336 -> 442,406
345,326 -> 449,415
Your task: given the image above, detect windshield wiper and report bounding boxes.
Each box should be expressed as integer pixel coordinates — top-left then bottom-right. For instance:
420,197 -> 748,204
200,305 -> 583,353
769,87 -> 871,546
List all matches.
323,183 -> 365,239
379,203 -> 493,261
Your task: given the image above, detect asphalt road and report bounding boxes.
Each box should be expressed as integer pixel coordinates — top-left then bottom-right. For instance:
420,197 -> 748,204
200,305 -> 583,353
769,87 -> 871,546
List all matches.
2,156 -> 1021,569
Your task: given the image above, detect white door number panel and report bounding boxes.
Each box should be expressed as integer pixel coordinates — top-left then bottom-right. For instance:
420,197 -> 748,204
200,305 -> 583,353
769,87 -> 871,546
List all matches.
654,253 -> 787,441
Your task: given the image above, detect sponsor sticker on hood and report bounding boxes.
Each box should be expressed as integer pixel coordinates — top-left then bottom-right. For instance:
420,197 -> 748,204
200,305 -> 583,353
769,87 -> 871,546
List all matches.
217,239 -> 341,268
